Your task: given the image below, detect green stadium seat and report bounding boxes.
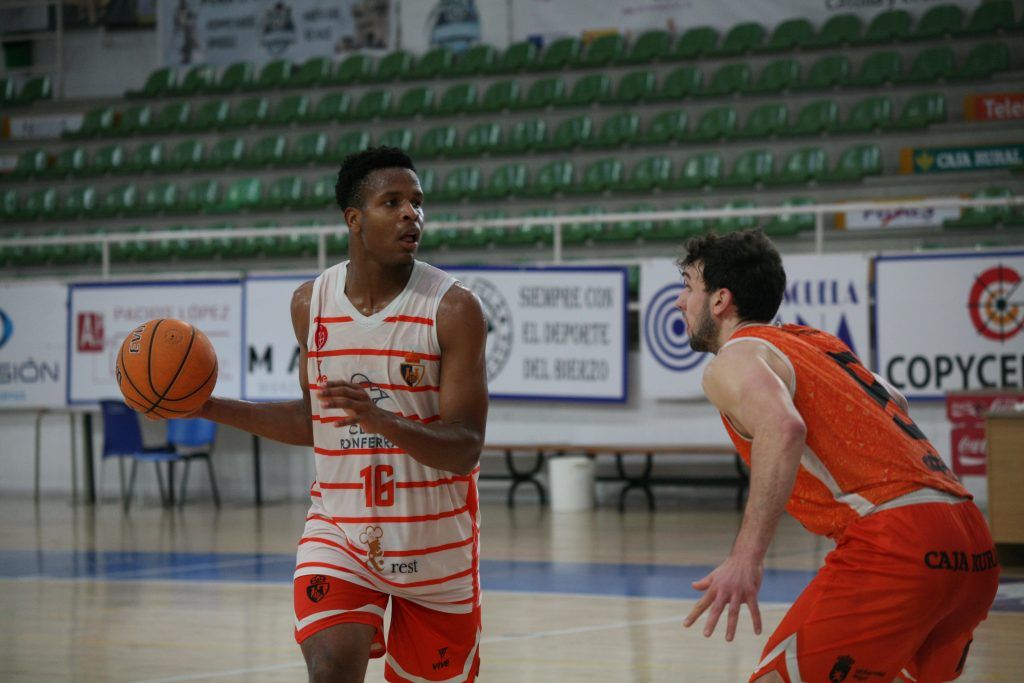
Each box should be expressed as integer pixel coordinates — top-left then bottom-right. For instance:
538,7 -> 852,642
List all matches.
415,125 -> 457,158
188,98 -> 230,131
806,13 -> 862,48
945,187 -> 1015,228
734,103 -> 789,139
638,109 -> 688,144
701,63 -> 752,97
821,144 -> 882,182
758,19 -> 815,53
717,150 -> 775,187
418,168 -> 436,195
455,121 -> 503,157
710,22 -> 765,56
620,30 -> 671,64
654,66 -> 702,101
128,67 -> 175,99
672,26 -> 718,60
845,51 -> 902,87
689,106 -> 738,141
478,163 -> 528,199
336,131 -> 371,158
460,212 -> 507,249
374,50 -> 413,82
1,189 -> 19,222
269,94 -> 310,125
205,137 -> 247,169
797,55 -> 850,90
513,76 -> 566,109
10,148 -> 47,179
352,89 -> 392,119
896,46 -> 956,84
535,37 -> 582,71
388,86 -> 434,118
523,160 -> 575,197
952,42 -> 1010,80
767,147 -> 828,185
13,75 -> 52,106
215,177 -> 262,213
409,47 -> 453,80
538,115 -> 593,151
178,180 -> 221,214
377,127 -> 413,151
164,139 -> 205,172
609,69 -> 657,104
64,106 -> 114,139
138,182 -> 179,216
571,158 -> 624,195
172,64 -> 215,95
783,99 -> 839,136
125,142 -> 164,174
226,96 -> 269,128
610,204 -> 658,242
331,54 -> 373,85
434,83 -> 476,116
746,58 -> 800,94
88,144 -> 126,176
659,201 -> 707,239
764,197 -> 815,236
307,92 -> 351,123
912,5 -> 964,40
48,146 -> 87,177
622,155 -> 673,192
272,219 -> 319,258
16,188 -> 58,221
715,200 -> 759,233
562,206 -> 605,245
261,176 -> 305,210
117,104 -> 152,135
421,213 -> 458,251
244,134 -> 286,167
836,96 -> 892,133
305,174 -> 337,210
58,186 -> 98,219
496,119 -> 547,154
475,79 -> 519,112
98,184 -> 139,217
503,209 -> 554,247
289,57 -> 331,87
675,152 -> 723,189
576,34 -> 625,68
0,77 -> 14,106
434,166 -> 481,202
563,73 -> 612,106
451,45 -> 496,77
886,93 -> 945,130
325,228 -> 350,257
489,40 -> 538,74
150,101 -> 191,133
586,112 -> 640,149
210,61 -> 254,93
858,9 -> 912,44
959,0 -> 1016,35
287,132 -> 329,165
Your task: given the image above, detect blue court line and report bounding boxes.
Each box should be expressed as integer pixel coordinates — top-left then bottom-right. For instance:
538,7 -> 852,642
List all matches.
0,550 -> 1020,612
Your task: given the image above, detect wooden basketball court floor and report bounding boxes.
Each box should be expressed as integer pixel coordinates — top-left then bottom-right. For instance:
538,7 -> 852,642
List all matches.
1,490 -> 1021,682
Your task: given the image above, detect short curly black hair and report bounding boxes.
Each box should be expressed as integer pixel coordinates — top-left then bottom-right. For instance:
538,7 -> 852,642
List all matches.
677,229 -> 786,323
334,146 -> 417,210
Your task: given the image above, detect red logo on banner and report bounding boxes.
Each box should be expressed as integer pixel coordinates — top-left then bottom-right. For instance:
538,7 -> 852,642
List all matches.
970,93 -> 1024,121
967,264 -> 1023,342
951,425 -> 987,476
77,312 -> 104,352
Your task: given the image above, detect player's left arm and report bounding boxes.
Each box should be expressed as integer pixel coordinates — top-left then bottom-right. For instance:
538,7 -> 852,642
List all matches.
317,283 -> 488,475
684,342 -> 807,642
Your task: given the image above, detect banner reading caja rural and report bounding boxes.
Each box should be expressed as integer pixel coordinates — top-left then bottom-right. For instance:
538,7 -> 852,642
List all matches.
0,282 -> 68,409
876,251 -> 1024,400
900,143 -> 1024,174
965,93 -> 1024,122
641,254 -> 870,400
68,280 -> 244,403
159,0 -> 395,69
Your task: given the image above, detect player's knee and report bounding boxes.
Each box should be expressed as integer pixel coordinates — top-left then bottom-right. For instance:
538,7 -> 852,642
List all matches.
304,648 -> 364,683
751,671 -> 785,683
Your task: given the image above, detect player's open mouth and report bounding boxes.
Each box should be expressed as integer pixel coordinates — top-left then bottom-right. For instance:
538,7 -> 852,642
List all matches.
400,231 -> 419,246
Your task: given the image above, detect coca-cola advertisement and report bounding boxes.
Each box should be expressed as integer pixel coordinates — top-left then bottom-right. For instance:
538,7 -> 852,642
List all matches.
946,391 -> 1024,477
951,425 -> 988,476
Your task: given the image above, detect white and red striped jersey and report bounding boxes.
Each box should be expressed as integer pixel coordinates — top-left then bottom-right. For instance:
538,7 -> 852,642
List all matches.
298,259 -> 480,609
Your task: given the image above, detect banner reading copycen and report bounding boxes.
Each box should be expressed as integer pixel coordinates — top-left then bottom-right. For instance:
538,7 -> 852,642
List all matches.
900,143 -> 1024,174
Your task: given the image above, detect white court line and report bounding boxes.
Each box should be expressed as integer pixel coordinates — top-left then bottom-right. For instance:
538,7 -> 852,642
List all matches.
11,555 -> 295,582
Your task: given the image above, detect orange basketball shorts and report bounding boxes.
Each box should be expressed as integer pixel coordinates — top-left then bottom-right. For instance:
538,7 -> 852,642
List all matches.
751,500 -> 999,683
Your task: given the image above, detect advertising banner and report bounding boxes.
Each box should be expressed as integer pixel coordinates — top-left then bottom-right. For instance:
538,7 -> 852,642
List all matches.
159,0 -> 394,69
837,198 -> 961,230
964,93 -> 1024,122
244,275 -> 313,400
945,391 -> 1024,476
68,280 -> 244,404
876,251 -> 1024,400
0,282 -> 68,409
641,253 -> 870,400
3,113 -> 84,141
900,143 -> 1024,174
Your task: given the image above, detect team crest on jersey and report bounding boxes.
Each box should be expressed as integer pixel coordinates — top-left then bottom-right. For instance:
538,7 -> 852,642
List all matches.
828,655 -> 854,682
306,575 -> 330,603
359,525 -> 386,572
401,361 -> 424,386
314,323 -> 328,350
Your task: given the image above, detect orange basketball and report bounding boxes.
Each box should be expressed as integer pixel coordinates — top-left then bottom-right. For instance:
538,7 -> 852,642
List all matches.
114,318 -> 218,419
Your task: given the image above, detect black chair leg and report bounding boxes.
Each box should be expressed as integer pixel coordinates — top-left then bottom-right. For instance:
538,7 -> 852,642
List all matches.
154,463 -> 168,506
178,460 -> 192,508
124,460 -> 138,512
205,456 -> 221,509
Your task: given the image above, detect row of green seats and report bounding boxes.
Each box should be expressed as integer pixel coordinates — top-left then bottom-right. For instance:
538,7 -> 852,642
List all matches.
74,42 -> 1005,141
0,76 -> 52,108
126,2 -> 1022,98
944,187 -> 1024,228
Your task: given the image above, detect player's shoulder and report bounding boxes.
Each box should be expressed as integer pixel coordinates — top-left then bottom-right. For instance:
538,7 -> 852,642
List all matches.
291,279 -> 315,311
438,280 -> 483,319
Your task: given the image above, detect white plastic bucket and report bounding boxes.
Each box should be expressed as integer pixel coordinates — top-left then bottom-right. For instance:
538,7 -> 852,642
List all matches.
547,455 -> 596,511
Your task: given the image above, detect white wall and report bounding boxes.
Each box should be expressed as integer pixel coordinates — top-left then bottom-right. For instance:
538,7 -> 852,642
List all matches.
30,27 -> 158,99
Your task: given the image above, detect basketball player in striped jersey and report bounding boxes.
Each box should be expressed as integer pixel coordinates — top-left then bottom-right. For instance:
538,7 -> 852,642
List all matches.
676,230 -> 998,682
190,147 -> 488,682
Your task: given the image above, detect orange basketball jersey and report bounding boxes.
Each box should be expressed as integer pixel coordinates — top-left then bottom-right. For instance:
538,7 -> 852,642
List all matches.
719,324 -> 970,538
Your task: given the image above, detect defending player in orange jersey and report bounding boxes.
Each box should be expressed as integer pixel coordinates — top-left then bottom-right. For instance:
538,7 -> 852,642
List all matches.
162,147 -> 489,683
676,230 -> 998,683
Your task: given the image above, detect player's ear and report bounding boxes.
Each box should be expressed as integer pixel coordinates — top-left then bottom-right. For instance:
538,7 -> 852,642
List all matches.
712,287 -> 732,314
344,206 -> 361,233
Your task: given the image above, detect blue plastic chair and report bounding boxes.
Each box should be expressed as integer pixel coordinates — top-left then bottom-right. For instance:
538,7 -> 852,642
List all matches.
167,417 -> 220,508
